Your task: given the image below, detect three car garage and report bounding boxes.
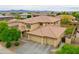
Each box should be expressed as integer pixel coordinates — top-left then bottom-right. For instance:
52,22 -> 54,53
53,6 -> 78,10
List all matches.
27,25 -> 66,48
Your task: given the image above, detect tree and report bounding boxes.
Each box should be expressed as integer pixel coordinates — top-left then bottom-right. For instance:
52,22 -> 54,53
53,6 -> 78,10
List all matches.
0,21 -> 21,48
0,28 -> 12,42
15,15 -> 21,19
56,12 -> 61,15
0,21 -> 8,33
72,12 -> 79,21
61,18 -> 71,25
9,28 -> 21,41
27,15 -> 31,18
0,28 -> 21,48
0,28 -> 21,42
61,11 -> 69,15
60,15 -> 75,25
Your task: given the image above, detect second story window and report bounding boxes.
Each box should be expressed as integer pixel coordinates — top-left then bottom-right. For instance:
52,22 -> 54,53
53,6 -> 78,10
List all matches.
26,24 -> 31,29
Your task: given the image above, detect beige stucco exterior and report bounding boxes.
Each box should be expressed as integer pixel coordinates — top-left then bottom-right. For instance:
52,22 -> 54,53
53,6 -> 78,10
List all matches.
28,34 -> 43,43
30,23 -> 40,31
26,23 -> 40,31
26,21 -> 60,31
27,34 -> 63,47
53,21 -> 60,26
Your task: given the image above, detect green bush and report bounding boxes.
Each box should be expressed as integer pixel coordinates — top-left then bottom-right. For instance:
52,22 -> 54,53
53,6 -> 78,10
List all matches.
14,42 -> 20,46
27,15 -> 31,18
65,26 -> 74,35
61,19 -> 71,25
72,12 -> 79,21
56,44 -> 79,54
0,40 -> 2,42
5,42 -> 11,48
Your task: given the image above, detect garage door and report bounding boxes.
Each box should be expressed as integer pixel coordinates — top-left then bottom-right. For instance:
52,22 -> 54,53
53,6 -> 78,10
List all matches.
46,38 -> 54,46
29,35 -> 42,43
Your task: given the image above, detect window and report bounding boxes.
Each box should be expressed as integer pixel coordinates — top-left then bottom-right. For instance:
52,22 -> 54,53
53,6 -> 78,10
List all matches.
54,22 -> 56,24
40,23 -> 43,26
26,24 -> 31,29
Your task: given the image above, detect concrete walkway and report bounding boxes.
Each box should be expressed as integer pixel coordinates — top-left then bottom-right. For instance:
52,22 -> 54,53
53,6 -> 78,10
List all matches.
15,41 -> 53,54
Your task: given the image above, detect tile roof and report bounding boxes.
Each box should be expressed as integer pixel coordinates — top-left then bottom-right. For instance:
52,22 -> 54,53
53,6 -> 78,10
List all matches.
27,25 -> 66,38
20,16 -> 60,24
0,15 -> 14,18
8,19 -> 26,31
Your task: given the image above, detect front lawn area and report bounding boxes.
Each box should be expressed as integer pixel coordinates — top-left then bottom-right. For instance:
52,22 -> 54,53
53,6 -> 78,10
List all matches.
56,44 -> 79,54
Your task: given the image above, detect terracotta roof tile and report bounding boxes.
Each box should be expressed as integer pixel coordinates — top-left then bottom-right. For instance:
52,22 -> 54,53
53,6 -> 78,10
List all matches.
28,25 -> 66,38
20,16 -> 60,24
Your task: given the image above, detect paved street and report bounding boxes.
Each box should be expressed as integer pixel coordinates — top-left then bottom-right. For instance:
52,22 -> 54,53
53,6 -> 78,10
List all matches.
15,40 -> 53,54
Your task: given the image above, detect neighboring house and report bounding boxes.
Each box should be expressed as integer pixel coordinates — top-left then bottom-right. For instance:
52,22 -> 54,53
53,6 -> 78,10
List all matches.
0,15 -> 14,20
27,25 -> 66,47
31,12 -> 53,17
20,13 -> 32,19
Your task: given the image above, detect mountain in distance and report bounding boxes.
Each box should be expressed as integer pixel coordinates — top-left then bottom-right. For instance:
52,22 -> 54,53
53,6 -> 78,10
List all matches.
0,6 -> 79,12
0,9 -> 51,12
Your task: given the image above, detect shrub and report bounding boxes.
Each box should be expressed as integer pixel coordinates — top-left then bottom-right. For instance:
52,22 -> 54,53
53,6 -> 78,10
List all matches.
0,40 -> 2,42
61,18 -> 71,25
27,15 -> 31,18
56,44 -> 79,54
5,42 -> 11,48
65,26 -> 75,35
14,42 -> 20,46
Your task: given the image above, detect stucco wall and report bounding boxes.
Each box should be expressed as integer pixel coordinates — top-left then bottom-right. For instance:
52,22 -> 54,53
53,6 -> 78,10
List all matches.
26,23 -> 40,31
27,34 -> 62,47
26,21 -> 60,31
53,21 -> 60,26
28,34 -> 43,43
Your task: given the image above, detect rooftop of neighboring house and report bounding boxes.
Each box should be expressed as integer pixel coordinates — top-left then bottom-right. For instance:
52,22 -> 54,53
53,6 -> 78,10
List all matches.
31,12 -> 51,16
19,15 -> 61,24
0,15 -> 14,18
20,13 -> 31,16
27,25 -> 66,39
8,19 -> 19,23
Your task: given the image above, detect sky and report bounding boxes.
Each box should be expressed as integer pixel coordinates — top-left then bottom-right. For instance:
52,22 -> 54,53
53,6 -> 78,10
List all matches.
0,5 -> 79,11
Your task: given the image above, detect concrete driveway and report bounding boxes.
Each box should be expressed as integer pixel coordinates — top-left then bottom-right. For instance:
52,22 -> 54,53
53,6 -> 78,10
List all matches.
15,40 -> 53,54
0,45 -> 13,54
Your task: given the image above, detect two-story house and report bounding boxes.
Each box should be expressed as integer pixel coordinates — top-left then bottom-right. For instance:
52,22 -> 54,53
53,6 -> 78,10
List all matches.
20,16 -> 61,31
8,16 -> 66,48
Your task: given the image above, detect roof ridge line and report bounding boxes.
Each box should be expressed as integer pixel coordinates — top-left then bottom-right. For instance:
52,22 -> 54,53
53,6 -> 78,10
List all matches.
48,25 -> 57,38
